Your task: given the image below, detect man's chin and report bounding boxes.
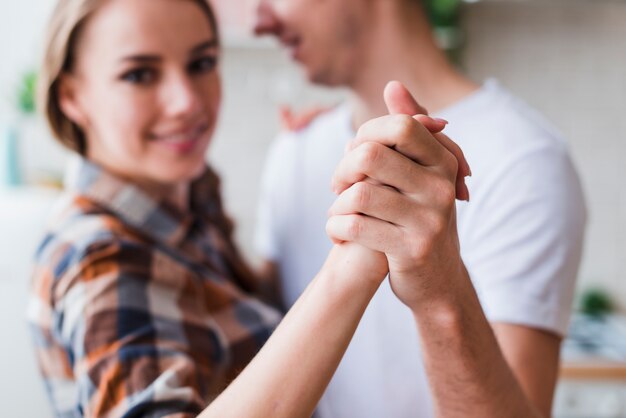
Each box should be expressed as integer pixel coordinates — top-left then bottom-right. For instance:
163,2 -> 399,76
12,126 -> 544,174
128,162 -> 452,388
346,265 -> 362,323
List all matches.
308,68 -> 343,88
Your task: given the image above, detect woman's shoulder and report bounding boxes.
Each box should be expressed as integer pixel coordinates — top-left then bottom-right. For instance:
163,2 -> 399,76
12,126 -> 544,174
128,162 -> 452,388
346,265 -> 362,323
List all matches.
39,193 -> 133,250
32,193 -> 151,298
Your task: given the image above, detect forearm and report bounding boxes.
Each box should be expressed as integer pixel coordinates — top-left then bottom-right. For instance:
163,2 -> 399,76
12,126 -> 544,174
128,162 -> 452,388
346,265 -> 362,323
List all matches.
411,266 -> 542,418
200,245 -> 382,418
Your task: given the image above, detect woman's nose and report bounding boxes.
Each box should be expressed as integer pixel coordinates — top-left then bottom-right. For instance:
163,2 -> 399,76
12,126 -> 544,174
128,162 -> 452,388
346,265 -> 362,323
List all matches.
254,0 -> 282,36
163,74 -> 202,118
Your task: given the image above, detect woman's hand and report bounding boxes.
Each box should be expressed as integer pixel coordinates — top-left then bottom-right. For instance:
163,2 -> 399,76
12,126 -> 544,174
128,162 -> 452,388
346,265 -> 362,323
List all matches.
279,105 -> 332,131
326,81 -> 471,311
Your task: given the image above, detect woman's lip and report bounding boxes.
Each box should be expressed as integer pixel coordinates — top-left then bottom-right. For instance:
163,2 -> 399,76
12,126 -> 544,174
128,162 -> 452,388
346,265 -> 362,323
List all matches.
151,122 -> 209,153
151,122 -> 209,141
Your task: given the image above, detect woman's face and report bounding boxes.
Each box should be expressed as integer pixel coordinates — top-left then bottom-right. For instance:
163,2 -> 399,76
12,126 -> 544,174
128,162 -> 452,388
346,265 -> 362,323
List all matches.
60,0 -> 221,186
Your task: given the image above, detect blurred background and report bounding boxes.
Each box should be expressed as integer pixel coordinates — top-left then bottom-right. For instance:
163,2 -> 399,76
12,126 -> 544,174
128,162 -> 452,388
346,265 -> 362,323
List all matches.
1,0 -> 626,416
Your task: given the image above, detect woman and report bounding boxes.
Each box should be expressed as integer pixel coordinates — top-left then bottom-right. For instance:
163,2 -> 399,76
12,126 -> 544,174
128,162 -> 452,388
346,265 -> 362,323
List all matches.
28,0 -> 463,417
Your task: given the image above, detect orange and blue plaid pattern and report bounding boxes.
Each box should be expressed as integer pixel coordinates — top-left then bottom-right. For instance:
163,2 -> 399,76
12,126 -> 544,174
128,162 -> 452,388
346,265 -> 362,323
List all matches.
27,159 -> 282,418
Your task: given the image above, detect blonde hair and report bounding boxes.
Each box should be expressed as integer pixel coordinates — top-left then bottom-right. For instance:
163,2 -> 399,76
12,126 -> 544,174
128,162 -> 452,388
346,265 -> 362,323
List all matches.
38,0 -> 219,155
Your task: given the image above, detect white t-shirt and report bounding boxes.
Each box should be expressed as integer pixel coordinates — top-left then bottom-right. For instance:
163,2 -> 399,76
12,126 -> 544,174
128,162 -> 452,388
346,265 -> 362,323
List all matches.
255,80 -> 587,418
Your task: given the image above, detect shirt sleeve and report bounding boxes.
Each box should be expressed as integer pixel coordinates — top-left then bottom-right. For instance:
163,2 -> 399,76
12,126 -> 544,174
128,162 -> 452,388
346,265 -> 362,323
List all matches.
462,146 -> 587,337
46,239 -> 215,418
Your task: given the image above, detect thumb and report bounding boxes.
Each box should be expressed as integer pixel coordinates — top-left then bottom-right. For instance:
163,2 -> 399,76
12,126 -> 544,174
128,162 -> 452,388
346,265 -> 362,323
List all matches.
382,81 -> 472,201
383,80 -> 428,116
383,81 -> 447,133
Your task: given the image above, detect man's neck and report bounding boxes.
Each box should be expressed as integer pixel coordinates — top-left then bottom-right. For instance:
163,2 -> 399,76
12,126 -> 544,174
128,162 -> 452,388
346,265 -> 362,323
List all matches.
346,4 -> 479,130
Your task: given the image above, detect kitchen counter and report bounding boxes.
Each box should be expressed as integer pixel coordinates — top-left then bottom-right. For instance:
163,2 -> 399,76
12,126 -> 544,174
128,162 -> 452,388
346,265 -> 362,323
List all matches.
554,313 -> 626,417
561,360 -> 626,380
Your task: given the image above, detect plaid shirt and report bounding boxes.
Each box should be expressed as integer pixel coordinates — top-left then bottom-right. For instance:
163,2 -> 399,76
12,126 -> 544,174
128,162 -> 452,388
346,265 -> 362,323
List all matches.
27,159 -> 282,418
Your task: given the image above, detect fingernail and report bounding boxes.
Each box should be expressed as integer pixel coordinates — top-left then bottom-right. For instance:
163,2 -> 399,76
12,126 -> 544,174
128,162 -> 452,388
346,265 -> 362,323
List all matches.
434,118 -> 449,125
466,164 -> 472,177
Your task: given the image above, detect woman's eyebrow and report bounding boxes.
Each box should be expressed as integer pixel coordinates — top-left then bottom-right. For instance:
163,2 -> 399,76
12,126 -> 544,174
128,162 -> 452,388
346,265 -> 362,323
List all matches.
119,54 -> 161,63
117,38 -> 218,63
190,39 -> 218,55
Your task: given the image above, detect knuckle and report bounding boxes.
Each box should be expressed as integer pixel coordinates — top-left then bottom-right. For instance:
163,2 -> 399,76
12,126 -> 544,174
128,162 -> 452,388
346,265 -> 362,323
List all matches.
356,141 -> 382,168
326,216 -> 338,237
405,235 -> 432,267
442,150 -> 459,176
346,215 -> 363,240
355,119 -> 373,139
431,177 -> 456,208
425,209 -> 449,236
325,218 -> 333,236
404,214 -> 447,266
391,114 -> 417,140
351,182 -> 371,210
441,182 -> 457,207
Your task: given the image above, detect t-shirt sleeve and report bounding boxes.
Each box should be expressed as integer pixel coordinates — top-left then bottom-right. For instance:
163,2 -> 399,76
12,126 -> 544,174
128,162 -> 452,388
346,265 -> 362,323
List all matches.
254,136 -> 291,261
34,240 -> 213,418
462,146 -> 587,337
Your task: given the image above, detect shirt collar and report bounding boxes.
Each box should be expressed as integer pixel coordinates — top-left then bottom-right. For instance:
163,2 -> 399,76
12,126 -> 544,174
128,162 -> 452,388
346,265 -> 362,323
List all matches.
65,158 -> 200,248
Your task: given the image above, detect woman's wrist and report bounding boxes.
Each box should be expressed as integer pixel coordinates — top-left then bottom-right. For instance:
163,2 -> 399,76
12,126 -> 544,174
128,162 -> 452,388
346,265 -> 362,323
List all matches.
321,243 -> 388,295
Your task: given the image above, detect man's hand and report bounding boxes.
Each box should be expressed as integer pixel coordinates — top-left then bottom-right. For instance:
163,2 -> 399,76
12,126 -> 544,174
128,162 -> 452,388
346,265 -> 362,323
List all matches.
377,81 -> 471,201
326,81 -> 470,310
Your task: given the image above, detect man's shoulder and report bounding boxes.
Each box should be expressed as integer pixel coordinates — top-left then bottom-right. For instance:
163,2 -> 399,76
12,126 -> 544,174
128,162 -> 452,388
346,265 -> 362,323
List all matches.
445,81 -> 571,175
457,81 -> 564,147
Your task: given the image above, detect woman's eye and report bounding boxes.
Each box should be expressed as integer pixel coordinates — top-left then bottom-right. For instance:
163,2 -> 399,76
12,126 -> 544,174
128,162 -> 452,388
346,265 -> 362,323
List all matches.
189,56 -> 218,74
121,68 -> 156,85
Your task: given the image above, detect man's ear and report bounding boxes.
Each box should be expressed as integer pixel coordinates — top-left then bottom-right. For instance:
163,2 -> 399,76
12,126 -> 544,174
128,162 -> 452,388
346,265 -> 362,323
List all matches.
58,74 -> 88,128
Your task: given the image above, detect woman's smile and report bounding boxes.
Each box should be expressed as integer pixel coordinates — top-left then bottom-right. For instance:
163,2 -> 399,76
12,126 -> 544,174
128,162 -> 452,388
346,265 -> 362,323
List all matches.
149,120 -> 210,154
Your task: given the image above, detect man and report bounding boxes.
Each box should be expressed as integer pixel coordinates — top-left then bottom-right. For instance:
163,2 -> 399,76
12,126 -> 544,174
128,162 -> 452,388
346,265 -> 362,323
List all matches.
253,1 -> 586,417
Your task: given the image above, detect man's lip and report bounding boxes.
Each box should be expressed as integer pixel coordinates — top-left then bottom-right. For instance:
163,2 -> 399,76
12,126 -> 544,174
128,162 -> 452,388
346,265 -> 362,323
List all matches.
281,34 -> 301,49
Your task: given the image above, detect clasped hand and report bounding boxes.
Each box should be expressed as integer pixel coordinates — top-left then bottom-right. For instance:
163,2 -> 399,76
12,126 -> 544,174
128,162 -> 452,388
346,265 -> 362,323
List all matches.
326,81 -> 472,310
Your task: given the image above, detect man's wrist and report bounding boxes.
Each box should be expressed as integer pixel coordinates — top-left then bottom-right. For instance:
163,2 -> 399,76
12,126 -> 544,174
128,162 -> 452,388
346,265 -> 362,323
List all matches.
405,260 -> 472,317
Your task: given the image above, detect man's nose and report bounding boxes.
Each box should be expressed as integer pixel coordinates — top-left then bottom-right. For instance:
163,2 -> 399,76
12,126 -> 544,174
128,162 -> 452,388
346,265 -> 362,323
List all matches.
253,0 -> 281,36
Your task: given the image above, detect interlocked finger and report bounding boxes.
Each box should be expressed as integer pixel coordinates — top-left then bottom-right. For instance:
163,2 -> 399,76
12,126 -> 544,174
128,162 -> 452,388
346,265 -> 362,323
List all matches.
328,181 -> 416,227
332,141 -> 438,195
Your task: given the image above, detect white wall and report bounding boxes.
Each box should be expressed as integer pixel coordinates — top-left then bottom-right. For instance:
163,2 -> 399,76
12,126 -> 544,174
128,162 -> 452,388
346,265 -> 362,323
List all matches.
0,0 -> 70,182
1,2 -> 67,416
0,1 -> 56,114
